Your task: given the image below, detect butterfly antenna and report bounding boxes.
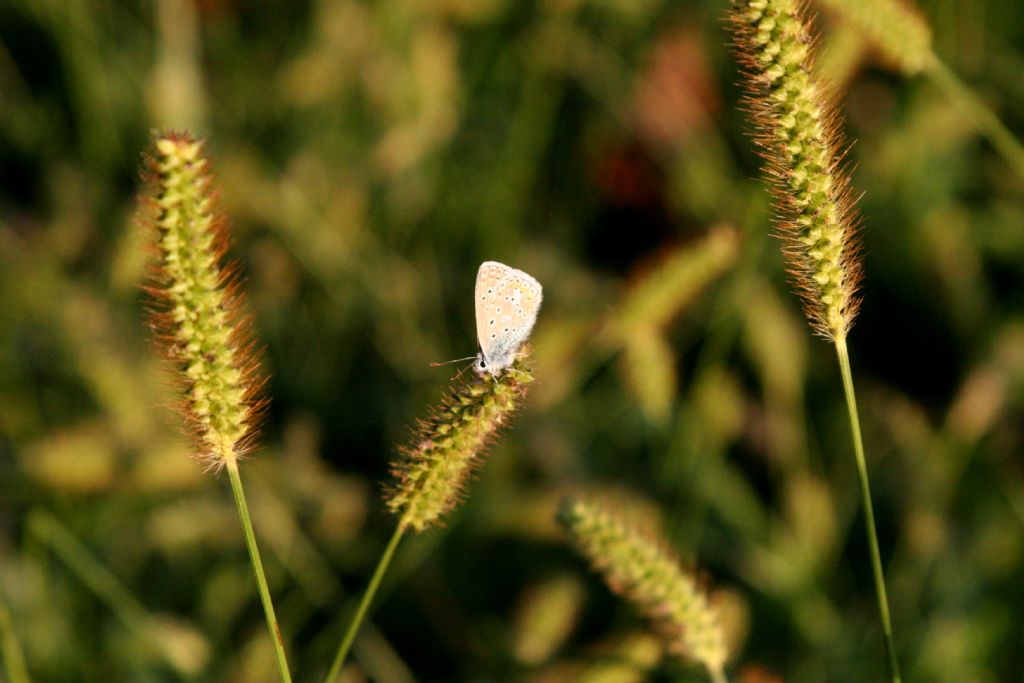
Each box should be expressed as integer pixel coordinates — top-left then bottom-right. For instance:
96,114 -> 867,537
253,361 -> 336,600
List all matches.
429,355 -> 476,368
450,359 -> 476,382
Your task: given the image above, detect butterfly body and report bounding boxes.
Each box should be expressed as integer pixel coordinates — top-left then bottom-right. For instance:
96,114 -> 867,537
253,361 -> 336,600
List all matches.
474,261 -> 543,375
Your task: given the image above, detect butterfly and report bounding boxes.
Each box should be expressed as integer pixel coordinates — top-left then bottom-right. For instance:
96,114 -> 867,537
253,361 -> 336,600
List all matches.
473,261 -> 543,376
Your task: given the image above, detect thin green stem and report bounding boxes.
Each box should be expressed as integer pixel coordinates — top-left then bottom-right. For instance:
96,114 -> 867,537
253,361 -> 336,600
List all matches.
926,56 -> 1024,183
0,588 -> 30,683
324,524 -> 406,683
835,337 -> 901,683
225,456 -> 292,683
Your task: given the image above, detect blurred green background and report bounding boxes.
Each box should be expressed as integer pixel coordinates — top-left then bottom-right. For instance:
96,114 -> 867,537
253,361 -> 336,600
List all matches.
2,0 -> 1024,681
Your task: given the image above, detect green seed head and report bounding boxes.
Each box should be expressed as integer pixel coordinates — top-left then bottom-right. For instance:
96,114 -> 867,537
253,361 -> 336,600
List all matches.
140,132 -> 265,469
732,0 -> 862,341
386,348 -> 534,532
558,496 -> 729,677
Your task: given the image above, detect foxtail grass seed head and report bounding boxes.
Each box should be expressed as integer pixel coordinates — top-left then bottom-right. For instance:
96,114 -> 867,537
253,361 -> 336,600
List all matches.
731,0 -> 862,341
619,329 -> 677,426
386,347 -> 534,532
558,497 -> 729,677
605,227 -> 739,345
512,574 -> 586,665
139,131 -> 265,470
816,0 -> 933,75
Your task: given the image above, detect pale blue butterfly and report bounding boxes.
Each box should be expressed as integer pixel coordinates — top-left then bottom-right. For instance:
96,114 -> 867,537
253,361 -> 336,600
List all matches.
473,261 -> 543,376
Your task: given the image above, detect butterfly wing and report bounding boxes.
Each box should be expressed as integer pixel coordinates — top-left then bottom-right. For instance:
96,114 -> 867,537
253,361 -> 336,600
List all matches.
475,261 -> 543,371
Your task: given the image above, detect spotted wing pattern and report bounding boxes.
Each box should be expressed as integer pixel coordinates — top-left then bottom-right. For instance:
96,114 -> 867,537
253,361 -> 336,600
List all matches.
474,261 -> 543,373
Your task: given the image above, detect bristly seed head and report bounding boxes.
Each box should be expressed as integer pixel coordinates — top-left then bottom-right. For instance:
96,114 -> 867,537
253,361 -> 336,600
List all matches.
558,496 -> 729,677
139,131 -> 266,470
386,348 -> 534,532
731,0 -> 862,341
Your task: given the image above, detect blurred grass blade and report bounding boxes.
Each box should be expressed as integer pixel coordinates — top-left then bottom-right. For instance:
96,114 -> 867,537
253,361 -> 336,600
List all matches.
26,509 -> 209,676
602,226 -> 739,345
924,59 -> 1024,183
0,588 -> 31,683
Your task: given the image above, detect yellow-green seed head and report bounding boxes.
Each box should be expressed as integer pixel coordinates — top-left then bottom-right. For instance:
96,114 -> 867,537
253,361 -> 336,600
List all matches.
140,131 -> 265,469
558,496 -> 729,677
386,348 -> 534,532
816,0 -> 933,75
603,227 -> 739,345
731,0 -> 862,341
619,329 -> 677,426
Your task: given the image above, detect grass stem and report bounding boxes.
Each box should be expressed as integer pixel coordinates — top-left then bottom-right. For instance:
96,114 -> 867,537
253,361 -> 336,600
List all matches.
926,56 -> 1024,183
0,588 -> 30,683
324,524 -> 406,683
225,456 -> 292,683
835,337 -> 901,683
